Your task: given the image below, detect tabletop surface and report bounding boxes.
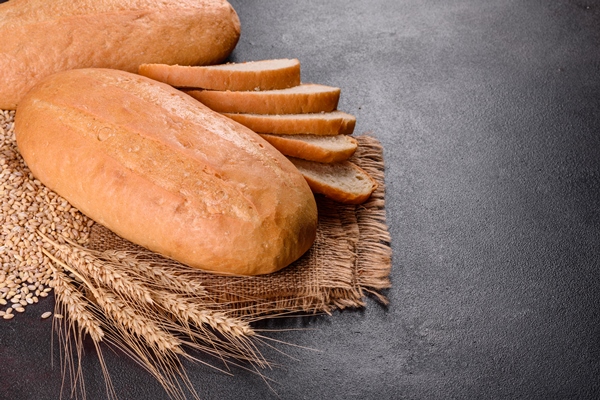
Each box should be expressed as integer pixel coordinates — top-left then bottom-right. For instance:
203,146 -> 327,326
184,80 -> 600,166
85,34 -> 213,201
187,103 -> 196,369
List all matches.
1,1 -> 600,399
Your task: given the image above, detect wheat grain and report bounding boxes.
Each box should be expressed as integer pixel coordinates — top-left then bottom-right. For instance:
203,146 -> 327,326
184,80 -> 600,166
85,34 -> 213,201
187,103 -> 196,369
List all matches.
0,110 -> 93,319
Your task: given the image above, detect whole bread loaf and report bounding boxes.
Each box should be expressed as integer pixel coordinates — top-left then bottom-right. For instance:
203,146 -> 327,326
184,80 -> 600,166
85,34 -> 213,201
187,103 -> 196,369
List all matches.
0,0 -> 241,110
15,68 -> 318,276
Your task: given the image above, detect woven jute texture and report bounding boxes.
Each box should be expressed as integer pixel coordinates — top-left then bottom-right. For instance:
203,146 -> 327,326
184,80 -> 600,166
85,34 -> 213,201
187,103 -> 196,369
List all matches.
86,135 -> 392,316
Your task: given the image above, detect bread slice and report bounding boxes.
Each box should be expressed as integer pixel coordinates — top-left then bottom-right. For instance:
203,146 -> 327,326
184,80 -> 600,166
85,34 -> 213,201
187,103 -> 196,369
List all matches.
260,134 -> 358,163
138,59 -> 301,91
288,157 -> 378,204
186,83 -> 341,114
222,111 -> 356,135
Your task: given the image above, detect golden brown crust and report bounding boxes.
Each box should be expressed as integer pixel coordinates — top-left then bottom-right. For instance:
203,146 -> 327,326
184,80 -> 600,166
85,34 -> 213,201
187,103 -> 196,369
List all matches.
186,84 -> 341,114
222,111 -> 356,135
259,134 -> 358,163
0,0 -> 241,109
138,59 -> 301,91
15,68 -> 317,276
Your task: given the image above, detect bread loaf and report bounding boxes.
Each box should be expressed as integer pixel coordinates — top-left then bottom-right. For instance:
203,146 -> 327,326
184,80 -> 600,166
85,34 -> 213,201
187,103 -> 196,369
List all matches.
139,59 -> 301,91
259,134 -> 358,163
15,68 -> 318,276
186,84 -> 341,114
222,111 -> 356,135
288,157 -> 378,204
0,0 -> 241,110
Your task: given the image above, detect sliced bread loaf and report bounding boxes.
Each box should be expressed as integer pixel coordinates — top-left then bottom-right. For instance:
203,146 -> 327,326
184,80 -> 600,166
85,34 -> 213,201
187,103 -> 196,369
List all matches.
222,110 -> 356,135
288,157 -> 378,204
138,59 -> 301,91
260,134 -> 358,163
186,83 -> 340,114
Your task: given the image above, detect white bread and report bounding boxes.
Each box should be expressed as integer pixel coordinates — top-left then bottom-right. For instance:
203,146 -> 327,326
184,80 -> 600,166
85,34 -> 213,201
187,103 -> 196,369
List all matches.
15,68 -> 318,276
139,59 -> 301,91
0,0 -> 241,110
260,134 -> 358,163
222,111 -> 356,135
288,157 -> 378,205
186,83 -> 341,114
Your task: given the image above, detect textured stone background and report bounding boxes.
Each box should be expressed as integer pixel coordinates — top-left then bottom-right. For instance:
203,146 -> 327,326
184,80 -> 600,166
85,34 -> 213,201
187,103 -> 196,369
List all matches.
1,1 -> 599,399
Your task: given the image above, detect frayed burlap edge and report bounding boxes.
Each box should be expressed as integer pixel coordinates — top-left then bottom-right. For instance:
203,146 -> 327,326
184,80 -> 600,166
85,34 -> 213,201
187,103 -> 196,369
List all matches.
350,135 -> 392,306
87,134 -> 392,316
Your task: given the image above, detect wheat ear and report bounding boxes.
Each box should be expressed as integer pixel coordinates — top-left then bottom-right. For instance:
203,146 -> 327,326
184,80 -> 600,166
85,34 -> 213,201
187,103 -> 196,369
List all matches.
49,259 -> 118,400
98,249 -> 208,295
44,248 -> 183,355
41,233 -> 155,304
49,259 -> 104,342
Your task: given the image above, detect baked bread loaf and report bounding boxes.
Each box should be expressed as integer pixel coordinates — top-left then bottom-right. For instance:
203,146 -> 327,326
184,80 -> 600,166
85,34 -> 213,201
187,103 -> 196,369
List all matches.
260,134 -> 358,163
186,83 -> 341,114
288,157 -> 378,204
222,111 -> 356,135
0,0 -> 241,110
15,68 -> 318,276
139,59 -> 301,91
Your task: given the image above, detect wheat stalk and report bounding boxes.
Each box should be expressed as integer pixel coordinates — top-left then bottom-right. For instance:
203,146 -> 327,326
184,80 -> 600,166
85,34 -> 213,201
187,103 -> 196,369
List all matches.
45,247 -> 196,400
49,261 -> 104,343
42,235 -> 257,341
95,249 -> 208,295
41,233 -> 156,304
155,289 -> 254,337
48,259 -> 118,400
38,231 -> 278,400
44,247 -> 183,354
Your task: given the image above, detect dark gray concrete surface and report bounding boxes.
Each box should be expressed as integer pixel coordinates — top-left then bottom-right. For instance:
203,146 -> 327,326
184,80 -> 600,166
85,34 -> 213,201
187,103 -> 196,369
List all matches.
1,0 -> 600,399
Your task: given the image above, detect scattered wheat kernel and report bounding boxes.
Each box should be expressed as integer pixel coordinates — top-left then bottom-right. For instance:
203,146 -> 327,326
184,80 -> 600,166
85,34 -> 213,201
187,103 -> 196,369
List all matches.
1,112 -> 93,321
15,306 -> 25,313
41,311 -> 52,319
3,313 -> 14,320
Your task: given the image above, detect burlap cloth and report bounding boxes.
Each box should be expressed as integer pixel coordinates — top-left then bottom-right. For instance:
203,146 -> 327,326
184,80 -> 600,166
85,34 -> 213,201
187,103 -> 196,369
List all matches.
86,135 -> 392,316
